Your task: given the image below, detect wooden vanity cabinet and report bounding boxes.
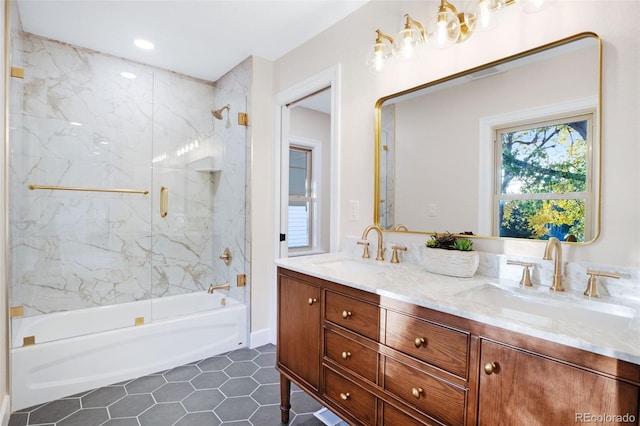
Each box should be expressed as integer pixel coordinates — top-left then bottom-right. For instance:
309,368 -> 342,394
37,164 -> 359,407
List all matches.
277,270 -> 322,423
276,267 -> 640,425
477,338 -> 640,425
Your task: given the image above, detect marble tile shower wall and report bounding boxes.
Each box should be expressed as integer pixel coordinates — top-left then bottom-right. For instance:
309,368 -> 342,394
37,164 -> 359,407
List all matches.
9,33 -> 250,316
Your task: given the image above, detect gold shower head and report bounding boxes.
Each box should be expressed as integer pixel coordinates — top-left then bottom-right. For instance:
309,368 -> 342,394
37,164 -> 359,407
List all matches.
211,104 -> 230,120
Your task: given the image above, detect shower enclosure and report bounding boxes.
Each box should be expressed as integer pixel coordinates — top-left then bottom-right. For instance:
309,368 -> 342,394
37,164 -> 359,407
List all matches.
8,4 -> 251,409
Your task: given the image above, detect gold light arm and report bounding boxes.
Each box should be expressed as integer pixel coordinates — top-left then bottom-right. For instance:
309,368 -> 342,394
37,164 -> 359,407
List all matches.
29,184 -> 148,195
403,14 -> 425,40
375,29 -> 394,46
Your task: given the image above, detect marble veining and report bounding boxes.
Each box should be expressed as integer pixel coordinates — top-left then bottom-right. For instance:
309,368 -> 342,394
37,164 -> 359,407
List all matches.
9,33 -> 251,318
276,250 -> 640,365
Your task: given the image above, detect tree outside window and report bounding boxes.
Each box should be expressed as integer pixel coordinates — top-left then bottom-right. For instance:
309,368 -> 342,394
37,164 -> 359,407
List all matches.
496,113 -> 593,242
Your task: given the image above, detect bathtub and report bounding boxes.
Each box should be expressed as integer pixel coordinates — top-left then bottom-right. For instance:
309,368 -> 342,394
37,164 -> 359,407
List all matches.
11,292 -> 247,411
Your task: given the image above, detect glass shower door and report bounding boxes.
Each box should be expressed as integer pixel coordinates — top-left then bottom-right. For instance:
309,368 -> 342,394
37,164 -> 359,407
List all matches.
8,30 -> 155,346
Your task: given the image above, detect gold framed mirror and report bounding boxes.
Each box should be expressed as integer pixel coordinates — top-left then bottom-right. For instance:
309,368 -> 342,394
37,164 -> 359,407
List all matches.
374,32 -> 602,244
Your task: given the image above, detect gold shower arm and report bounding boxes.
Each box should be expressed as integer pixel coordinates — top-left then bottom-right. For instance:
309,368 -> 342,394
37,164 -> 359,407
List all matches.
29,184 -> 149,195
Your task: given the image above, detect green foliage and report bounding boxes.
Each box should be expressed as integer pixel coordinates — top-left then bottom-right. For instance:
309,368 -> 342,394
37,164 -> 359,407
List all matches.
499,120 -> 588,241
453,238 -> 474,251
425,232 -> 474,251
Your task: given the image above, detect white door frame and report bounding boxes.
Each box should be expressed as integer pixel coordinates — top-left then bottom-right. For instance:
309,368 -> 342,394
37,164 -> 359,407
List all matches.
274,64 -> 341,259
270,65 -> 341,340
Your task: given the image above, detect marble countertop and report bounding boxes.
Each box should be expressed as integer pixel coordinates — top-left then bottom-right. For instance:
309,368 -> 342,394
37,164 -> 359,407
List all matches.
276,252 -> 640,365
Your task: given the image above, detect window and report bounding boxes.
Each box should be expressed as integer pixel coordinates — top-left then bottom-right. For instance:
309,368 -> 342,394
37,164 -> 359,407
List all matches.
288,147 -> 314,251
495,113 -> 594,242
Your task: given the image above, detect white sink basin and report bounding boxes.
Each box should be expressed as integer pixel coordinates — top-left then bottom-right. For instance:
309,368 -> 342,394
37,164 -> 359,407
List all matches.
458,284 -> 636,331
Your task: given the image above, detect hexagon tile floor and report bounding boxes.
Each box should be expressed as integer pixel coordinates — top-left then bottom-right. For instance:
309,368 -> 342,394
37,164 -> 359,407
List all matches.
9,344 -> 327,426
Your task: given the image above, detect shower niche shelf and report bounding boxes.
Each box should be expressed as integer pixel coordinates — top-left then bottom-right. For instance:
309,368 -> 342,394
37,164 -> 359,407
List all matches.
188,156 -> 223,172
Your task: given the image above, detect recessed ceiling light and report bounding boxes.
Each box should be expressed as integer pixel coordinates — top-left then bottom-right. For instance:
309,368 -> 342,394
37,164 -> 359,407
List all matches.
134,39 -> 154,50
120,71 -> 137,79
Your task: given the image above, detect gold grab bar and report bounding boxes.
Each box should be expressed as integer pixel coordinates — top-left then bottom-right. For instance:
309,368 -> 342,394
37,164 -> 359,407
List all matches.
160,186 -> 168,217
29,184 -> 149,195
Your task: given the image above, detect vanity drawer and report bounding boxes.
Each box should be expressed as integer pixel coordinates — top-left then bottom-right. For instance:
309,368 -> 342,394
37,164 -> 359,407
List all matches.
323,367 -> 376,425
324,328 -> 378,383
384,357 -> 466,426
325,291 -> 379,340
383,403 -> 435,426
385,310 -> 468,377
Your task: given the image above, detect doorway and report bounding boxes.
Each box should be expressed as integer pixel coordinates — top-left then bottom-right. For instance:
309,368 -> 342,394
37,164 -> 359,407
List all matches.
275,65 -> 340,260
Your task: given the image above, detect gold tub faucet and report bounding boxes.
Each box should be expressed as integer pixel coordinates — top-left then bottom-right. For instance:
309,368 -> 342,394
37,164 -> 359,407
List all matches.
208,282 -> 231,293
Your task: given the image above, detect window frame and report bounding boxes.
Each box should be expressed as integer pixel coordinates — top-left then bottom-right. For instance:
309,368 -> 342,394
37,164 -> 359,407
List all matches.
287,140 -> 322,255
493,112 -> 595,241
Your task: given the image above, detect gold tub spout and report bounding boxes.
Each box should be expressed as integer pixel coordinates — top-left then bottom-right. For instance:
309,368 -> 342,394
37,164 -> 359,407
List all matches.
208,282 -> 231,293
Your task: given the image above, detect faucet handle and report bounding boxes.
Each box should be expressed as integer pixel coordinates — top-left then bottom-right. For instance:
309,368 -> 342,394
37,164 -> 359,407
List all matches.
390,245 -> 407,264
584,269 -> 620,298
357,240 -> 370,259
506,260 -> 534,287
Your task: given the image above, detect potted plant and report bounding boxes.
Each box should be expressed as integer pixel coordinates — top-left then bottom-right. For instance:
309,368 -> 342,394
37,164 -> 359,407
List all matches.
422,232 -> 479,277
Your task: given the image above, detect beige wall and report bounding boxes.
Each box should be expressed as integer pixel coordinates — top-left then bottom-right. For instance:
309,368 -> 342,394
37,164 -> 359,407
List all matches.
250,1 -> 640,337
249,56 -> 275,341
1,1 -> 8,421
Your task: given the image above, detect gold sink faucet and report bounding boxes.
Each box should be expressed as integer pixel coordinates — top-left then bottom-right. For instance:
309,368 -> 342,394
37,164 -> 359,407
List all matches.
543,237 -> 564,291
358,225 -> 385,261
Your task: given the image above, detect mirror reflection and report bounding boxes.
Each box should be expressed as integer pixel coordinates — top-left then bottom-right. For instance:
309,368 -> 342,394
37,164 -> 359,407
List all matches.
375,33 -> 601,243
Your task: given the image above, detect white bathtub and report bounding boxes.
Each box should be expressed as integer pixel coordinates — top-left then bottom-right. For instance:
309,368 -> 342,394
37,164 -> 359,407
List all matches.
11,292 -> 247,411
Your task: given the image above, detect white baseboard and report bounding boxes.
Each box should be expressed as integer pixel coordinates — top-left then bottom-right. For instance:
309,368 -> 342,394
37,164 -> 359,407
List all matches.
0,395 -> 10,426
250,327 -> 275,349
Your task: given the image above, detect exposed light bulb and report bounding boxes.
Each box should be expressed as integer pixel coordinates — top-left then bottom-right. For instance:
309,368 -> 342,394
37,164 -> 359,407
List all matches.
401,35 -> 414,60
476,0 -> 499,31
374,49 -> 384,72
436,18 -> 448,47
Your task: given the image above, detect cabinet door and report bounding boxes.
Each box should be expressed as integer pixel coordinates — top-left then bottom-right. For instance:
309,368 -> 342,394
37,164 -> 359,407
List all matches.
479,340 -> 639,426
278,274 -> 321,390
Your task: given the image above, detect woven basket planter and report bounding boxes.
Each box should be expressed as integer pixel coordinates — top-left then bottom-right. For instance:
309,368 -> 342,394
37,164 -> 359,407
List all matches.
421,247 -> 479,278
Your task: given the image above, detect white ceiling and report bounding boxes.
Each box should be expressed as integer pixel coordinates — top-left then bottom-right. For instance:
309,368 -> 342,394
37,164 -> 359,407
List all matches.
16,0 -> 369,83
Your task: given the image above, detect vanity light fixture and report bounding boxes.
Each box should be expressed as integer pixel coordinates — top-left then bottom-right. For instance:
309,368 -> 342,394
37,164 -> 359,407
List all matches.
368,0 -> 544,72
426,0 -> 462,49
133,39 -> 154,50
365,29 -> 395,74
395,14 -> 425,61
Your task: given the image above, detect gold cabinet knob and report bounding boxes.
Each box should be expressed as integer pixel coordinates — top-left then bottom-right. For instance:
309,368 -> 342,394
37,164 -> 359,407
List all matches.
308,298 -> 317,305
484,362 -> 499,375
342,310 -> 352,319
341,351 -> 351,360
414,337 -> 425,348
412,387 -> 423,399
340,392 -> 350,401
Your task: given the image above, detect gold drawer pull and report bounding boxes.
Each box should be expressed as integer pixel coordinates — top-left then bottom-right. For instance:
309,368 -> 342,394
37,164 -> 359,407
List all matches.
340,392 -> 350,401
308,298 -> 317,305
341,351 -> 351,360
342,310 -> 352,319
484,362 -> 499,375
412,387 -> 424,399
414,337 -> 426,348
